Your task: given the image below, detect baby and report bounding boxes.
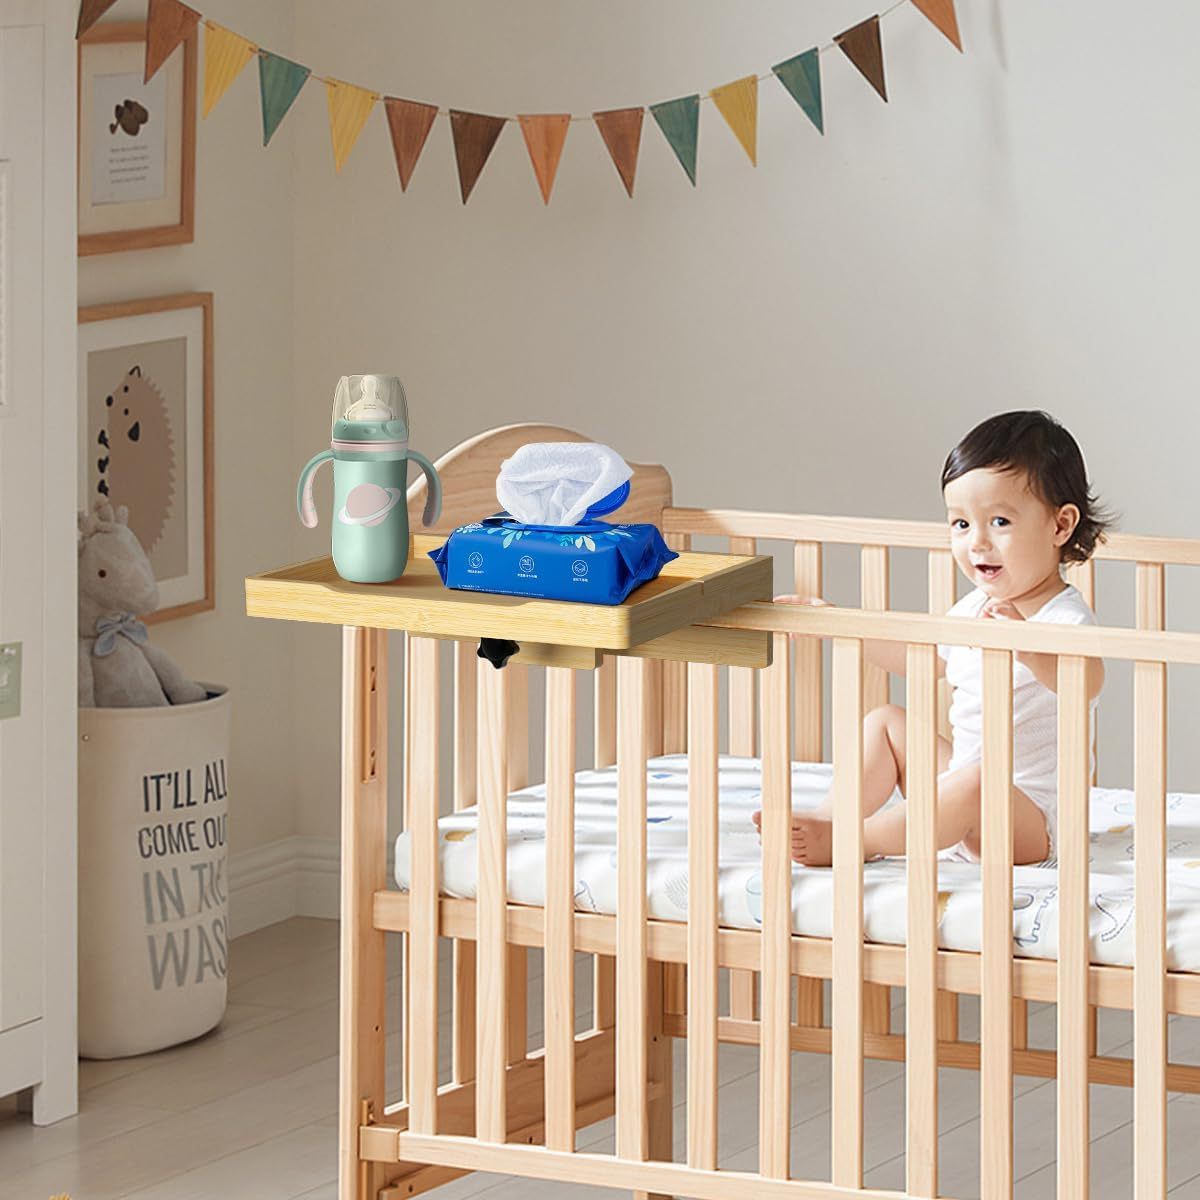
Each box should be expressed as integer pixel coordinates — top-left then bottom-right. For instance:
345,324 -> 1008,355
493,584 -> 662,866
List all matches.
755,410 -> 1110,867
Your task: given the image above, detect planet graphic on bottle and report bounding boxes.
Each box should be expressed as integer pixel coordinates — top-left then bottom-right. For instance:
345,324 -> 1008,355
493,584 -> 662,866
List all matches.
337,482 -> 405,528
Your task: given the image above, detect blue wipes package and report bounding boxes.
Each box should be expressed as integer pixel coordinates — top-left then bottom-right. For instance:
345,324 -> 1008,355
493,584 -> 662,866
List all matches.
429,513 -> 679,605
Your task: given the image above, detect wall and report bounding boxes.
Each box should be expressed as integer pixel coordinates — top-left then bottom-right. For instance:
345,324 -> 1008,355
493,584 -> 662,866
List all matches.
78,0 -> 300,928
284,0 -> 1200,858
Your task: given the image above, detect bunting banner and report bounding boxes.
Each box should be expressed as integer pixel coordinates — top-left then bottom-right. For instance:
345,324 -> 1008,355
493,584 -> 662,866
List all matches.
518,114 -> 571,204
385,98 -> 439,192
835,16 -> 888,103
326,79 -> 377,172
259,52 -> 311,146
772,49 -> 823,135
79,0 -> 964,204
593,107 -> 644,198
650,95 -> 700,185
144,0 -> 200,84
202,22 -> 256,119
710,75 -> 758,166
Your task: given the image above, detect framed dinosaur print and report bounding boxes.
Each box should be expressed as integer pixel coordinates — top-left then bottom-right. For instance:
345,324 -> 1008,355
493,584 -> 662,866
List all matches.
78,293 -> 214,622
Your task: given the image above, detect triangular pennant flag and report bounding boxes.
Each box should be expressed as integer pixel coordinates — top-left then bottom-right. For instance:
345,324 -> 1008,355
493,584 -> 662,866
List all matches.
649,95 -> 700,186
518,114 -> 571,204
835,16 -> 887,102
326,79 -> 377,173
449,111 -> 506,204
384,98 -> 438,192
592,107 -> 643,198
772,49 -> 823,135
202,22 -> 256,119
259,52 -> 311,146
912,0 -> 963,51
77,0 -> 119,39
145,0 -> 200,84
710,75 -> 758,166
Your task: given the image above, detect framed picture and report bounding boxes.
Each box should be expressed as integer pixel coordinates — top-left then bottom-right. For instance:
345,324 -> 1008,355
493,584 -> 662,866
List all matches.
77,20 -> 196,256
78,293 -> 214,623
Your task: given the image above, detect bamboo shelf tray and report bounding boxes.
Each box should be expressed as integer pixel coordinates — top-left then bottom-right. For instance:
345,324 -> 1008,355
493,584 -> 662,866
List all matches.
245,534 -> 773,669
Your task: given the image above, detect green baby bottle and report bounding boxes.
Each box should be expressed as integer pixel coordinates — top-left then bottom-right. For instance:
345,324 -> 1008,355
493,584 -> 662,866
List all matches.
297,375 -> 442,583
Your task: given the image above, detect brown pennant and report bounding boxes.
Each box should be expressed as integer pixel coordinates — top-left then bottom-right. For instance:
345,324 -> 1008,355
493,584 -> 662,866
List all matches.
449,110 -> 507,204
912,0 -> 962,51
384,98 -> 439,192
592,107 -> 644,199
518,114 -> 571,204
77,0 -> 119,39
144,0 -> 200,84
835,16 -> 887,103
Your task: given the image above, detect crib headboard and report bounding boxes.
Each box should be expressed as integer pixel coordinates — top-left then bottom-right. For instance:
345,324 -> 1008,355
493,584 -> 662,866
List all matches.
406,422 -> 674,536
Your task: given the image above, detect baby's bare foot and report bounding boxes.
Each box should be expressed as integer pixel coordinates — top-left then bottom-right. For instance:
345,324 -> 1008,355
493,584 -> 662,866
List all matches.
790,815 -> 834,867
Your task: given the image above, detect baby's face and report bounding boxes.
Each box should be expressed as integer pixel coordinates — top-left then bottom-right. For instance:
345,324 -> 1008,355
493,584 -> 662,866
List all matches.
943,468 -> 1076,603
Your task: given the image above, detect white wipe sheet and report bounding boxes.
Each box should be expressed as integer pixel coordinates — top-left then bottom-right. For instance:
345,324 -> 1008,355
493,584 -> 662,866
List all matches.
393,755 -> 1200,972
495,442 -> 632,526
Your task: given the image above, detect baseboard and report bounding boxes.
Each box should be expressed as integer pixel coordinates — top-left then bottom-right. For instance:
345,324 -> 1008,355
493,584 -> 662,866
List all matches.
227,835 -> 336,936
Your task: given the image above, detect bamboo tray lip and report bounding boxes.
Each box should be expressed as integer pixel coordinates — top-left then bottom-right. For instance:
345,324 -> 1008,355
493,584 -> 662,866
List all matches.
245,534 -> 773,650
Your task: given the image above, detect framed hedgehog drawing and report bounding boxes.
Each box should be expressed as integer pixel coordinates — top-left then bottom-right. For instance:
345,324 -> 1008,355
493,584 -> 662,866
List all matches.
78,293 -> 214,622
77,20 -> 197,256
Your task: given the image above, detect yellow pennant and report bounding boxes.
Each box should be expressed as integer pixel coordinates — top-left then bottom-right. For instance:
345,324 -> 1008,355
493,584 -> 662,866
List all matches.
326,79 -> 377,173
710,74 -> 758,165
202,21 -> 256,118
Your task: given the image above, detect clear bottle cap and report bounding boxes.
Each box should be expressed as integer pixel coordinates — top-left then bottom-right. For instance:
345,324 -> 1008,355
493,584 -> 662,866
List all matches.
332,375 -> 408,429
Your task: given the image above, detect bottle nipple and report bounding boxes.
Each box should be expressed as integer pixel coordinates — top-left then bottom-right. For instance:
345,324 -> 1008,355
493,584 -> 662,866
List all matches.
345,375 -> 394,422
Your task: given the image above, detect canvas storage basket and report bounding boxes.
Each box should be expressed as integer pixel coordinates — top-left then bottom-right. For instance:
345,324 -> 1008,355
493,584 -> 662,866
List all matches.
78,687 -> 231,1059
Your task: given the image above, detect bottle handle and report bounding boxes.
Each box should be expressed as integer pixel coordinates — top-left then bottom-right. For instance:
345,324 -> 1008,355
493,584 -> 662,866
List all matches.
408,449 -> 443,527
296,449 -> 334,528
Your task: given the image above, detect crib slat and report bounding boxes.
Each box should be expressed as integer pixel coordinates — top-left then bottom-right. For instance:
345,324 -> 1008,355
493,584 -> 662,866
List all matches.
544,666 -> 577,1151
792,540 -> 823,761
905,643 -> 939,1198
927,548 -> 956,743
1134,655 -> 1167,1200
728,536 -> 759,755
594,654 -> 618,1032
729,538 -> 758,1021
617,656 -> 651,1161
506,667 -> 530,1067
407,636 -> 440,1134
1135,562 -> 1167,1200
339,628 -> 388,1198
860,546 -> 890,714
687,662 -> 719,1171
831,637 -> 864,1188
663,537 -> 691,754
1057,655 -> 1091,1200
662,533 -> 690,755
760,633 -> 792,1179
452,646 -> 478,1086
981,649 -> 1014,1199
476,661 -> 510,1141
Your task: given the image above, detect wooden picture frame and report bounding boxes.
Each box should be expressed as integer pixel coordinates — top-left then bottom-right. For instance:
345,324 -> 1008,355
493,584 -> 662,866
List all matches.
78,293 -> 214,623
77,20 -> 197,256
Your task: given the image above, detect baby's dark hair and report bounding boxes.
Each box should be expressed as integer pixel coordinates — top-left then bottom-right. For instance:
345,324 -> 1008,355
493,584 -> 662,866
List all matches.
941,411 -> 1112,564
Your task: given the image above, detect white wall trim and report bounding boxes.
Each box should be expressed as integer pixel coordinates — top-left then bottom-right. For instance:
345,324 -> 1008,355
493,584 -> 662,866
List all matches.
229,835 -> 369,936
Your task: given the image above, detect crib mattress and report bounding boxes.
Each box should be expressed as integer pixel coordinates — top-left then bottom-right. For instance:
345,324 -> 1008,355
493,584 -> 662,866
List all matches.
392,754 -> 1200,973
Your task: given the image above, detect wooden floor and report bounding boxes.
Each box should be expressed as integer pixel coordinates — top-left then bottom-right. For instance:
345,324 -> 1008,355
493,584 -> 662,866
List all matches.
3,917 -> 1200,1199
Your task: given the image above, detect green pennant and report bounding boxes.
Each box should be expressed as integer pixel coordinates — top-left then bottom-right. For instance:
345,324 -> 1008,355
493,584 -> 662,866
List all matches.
649,95 -> 699,186
772,48 -> 823,135
258,51 -> 311,146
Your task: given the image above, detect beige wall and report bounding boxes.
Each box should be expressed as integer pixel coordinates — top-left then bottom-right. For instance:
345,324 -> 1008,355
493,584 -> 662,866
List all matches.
83,1 -> 1200,885
79,0 -> 299,858
285,0 -> 1200,844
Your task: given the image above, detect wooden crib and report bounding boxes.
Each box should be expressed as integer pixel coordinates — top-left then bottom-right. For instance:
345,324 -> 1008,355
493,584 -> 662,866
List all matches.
247,424 -> 1200,1200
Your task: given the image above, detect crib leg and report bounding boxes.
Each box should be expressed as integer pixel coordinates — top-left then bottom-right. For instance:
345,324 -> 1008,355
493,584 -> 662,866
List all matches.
795,976 -> 823,1028
340,627 -> 390,1200
864,984 -> 891,1036
636,960 -> 674,1200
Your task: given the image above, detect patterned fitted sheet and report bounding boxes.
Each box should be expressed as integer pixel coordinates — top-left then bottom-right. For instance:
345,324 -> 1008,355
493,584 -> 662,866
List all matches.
393,754 -> 1200,972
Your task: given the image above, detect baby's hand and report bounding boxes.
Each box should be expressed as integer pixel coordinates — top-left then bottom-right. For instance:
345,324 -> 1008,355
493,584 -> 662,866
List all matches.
981,597 -> 1024,621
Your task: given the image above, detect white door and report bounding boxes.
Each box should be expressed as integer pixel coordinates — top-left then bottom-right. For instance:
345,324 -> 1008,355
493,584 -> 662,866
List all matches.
0,2 -> 78,1124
